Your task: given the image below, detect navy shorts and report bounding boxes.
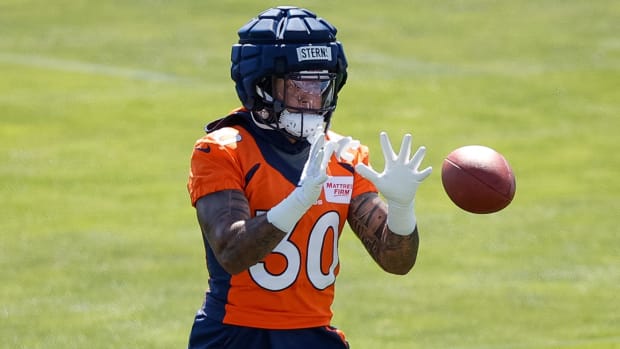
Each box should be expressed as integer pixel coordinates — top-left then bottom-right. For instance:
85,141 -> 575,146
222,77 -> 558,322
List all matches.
188,313 -> 350,349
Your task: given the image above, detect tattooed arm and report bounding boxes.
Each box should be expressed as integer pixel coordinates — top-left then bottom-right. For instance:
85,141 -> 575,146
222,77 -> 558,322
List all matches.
195,189 -> 286,275
347,192 -> 419,275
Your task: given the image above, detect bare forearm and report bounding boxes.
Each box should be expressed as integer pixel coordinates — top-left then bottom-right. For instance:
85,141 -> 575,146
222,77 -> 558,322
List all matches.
348,193 -> 419,274
217,215 -> 286,274
196,190 -> 286,275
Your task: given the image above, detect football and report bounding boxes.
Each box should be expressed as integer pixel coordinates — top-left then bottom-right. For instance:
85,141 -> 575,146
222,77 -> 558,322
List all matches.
441,145 -> 516,214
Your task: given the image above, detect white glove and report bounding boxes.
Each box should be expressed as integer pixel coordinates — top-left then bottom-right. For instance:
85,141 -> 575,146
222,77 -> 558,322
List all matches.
267,132 -> 337,232
334,136 -> 360,162
355,132 -> 432,235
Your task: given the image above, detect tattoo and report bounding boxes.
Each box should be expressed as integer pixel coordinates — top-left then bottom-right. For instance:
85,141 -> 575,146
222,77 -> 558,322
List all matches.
348,192 -> 419,274
196,190 -> 286,275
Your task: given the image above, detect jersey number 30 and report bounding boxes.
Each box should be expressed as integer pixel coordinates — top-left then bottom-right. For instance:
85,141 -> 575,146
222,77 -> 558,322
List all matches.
249,211 -> 340,291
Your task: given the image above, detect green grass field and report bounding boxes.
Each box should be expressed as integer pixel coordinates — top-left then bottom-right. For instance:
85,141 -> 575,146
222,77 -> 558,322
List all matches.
1,1 -> 618,348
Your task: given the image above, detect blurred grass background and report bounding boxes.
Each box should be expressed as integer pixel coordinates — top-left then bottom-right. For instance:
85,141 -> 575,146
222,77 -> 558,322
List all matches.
1,0 -> 618,348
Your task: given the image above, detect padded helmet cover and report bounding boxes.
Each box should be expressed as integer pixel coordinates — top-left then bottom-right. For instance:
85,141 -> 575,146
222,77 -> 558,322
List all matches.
231,6 -> 348,111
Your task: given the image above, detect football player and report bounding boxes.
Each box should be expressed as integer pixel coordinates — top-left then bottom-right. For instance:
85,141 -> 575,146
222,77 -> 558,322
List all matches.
186,6 -> 432,349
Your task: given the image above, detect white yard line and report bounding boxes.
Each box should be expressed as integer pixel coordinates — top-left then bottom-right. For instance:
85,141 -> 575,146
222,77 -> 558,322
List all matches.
0,52 -> 196,83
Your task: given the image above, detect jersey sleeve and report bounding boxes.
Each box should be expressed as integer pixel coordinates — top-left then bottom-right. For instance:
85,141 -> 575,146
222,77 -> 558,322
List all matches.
187,128 -> 244,206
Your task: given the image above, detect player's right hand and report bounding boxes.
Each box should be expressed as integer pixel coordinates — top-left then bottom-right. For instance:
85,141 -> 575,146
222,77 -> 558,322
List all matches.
334,136 -> 360,162
298,132 -> 337,204
267,132 -> 336,232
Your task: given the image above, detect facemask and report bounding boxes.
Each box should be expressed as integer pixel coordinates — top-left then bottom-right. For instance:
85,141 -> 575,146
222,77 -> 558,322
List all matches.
278,110 -> 324,139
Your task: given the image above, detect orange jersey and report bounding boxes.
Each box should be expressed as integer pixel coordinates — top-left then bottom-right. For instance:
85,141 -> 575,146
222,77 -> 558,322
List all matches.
187,110 -> 377,329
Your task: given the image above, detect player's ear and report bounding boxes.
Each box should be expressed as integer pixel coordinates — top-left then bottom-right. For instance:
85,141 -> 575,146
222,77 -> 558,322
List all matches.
272,77 -> 285,100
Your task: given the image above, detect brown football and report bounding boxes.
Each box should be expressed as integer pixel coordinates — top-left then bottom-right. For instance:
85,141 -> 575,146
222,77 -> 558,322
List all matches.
441,145 -> 516,214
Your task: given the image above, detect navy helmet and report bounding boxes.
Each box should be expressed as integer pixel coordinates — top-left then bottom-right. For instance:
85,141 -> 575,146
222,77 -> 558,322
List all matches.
230,6 -> 348,129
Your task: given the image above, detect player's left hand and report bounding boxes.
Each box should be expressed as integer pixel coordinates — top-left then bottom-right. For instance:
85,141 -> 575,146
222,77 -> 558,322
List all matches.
356,132 -> 432,205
